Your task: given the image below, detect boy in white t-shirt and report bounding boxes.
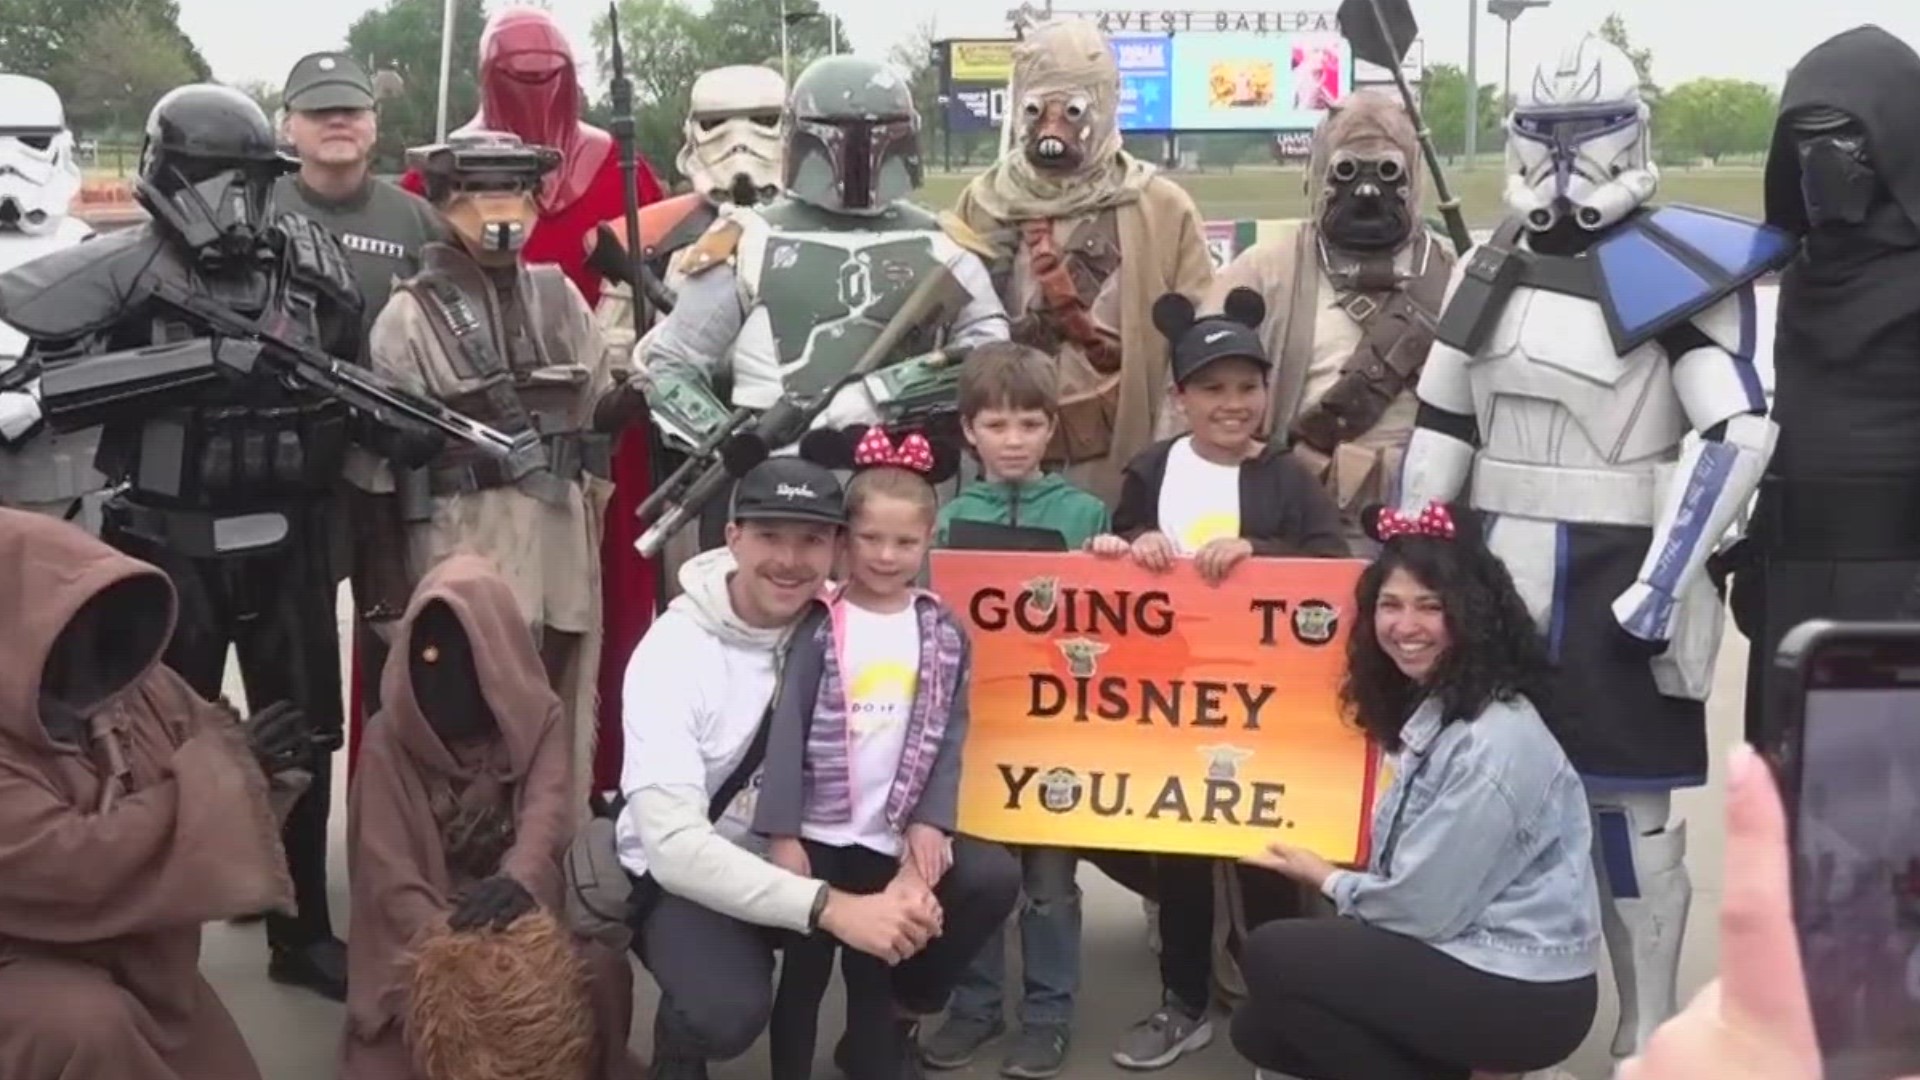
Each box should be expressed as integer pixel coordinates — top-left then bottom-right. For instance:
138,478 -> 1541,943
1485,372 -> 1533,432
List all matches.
1086,287 -> 1349,1070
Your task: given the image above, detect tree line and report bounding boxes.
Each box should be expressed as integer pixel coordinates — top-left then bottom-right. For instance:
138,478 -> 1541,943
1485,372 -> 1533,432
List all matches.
0,1 -> 1784,178
1419,14 -> 1781,166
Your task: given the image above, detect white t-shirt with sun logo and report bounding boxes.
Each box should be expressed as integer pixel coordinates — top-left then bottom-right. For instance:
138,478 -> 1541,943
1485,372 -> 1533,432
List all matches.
1158,436 -> 1243,555
803,601 -> 922,856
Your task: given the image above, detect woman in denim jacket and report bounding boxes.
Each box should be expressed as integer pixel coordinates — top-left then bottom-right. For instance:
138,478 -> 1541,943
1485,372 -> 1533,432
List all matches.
1233,502 -> 1601,1080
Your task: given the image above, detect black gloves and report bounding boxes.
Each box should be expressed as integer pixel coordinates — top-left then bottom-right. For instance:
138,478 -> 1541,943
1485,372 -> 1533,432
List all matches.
246,701 -> 313,774
448,875 -> 536,932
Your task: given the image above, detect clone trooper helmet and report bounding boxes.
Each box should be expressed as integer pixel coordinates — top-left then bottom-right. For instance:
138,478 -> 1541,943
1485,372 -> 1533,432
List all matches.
677,65 -> 786,207
0,75 -> 83,237
1505,36 -> 1658,234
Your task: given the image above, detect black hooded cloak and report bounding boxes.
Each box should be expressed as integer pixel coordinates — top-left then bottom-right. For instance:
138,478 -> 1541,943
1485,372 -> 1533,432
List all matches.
1737,26 -> 1920,745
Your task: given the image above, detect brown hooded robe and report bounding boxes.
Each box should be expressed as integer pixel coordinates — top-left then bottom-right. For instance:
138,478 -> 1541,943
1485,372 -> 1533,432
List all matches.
955,18 -> 1215,506
1204,90 -> 1456,547
0,508 -> 295,1080
342,553 -> 633,1079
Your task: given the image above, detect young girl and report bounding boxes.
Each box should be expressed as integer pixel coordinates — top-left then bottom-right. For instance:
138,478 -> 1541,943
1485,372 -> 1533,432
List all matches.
753,426 -> 1018,1080
1088,288 -> 1352,1071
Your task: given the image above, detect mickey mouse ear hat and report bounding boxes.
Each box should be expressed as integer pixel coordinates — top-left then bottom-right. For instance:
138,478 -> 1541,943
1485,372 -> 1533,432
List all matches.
1154,287 -> 1271,386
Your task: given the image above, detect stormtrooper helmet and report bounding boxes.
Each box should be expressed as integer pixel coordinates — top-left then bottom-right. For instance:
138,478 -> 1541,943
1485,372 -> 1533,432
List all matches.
677,65 -> 787,207
0,75 -> 83,237
1504,36 -> 1658,234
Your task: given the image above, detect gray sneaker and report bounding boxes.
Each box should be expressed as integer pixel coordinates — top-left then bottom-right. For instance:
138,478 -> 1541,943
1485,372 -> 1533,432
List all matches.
1111,1005 -> 1213,1070
921,1014 -> 1005,1070
1000,1025 -> 1070,1079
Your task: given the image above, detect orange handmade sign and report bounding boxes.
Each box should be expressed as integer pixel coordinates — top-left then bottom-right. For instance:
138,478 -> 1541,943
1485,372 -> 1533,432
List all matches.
932,551 -> 1380,864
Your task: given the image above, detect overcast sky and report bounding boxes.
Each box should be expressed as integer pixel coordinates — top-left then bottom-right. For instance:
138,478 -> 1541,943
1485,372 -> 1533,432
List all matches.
181,0 -> 1920,98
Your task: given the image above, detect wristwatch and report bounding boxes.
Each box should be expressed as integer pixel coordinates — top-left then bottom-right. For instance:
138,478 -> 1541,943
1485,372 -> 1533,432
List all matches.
807,884 -> 830,933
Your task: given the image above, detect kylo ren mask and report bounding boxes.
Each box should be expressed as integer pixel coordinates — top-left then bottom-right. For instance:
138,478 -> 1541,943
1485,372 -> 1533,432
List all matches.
411,600 -> 499,745
1793,107 -> 1883,229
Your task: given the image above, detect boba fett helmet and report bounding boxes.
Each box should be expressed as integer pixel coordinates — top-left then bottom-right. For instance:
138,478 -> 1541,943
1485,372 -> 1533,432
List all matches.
783,55 -> 924,215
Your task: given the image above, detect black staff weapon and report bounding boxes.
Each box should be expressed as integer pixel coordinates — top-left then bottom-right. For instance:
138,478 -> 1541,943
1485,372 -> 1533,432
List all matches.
606,0 -> 650,337
1337,0 -> 1474,255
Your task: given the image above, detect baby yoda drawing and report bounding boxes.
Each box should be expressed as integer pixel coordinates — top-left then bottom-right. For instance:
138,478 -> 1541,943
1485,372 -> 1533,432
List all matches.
1025,576 -> 1060,616
1198,744 -> 1255,782
1056,636 -> 1111,679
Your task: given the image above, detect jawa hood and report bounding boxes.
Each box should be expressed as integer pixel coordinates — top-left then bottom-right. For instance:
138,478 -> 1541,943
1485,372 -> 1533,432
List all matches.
377,553 -> 558,781
1766,25 -> 1920,236
0,509 -> 176,754
1307,89 -> 1423,231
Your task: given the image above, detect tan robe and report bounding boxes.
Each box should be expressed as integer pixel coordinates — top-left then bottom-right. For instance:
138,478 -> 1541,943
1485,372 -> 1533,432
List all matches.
1204,90 -> 1458,550
957,174 -> 1214,507
955,19 -> 1216,507
357,253 -> 618,797
0,509 -> 295,1080
341,553 -> 634,1079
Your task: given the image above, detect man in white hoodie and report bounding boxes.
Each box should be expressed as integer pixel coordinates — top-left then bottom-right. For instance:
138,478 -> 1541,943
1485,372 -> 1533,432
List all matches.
619,457 -> 1014,1080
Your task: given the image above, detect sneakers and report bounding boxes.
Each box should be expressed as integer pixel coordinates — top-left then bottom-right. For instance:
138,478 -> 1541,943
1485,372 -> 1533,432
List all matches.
1112,1004 -> 1213,1070
921,1014 -> 1006,1070
1001,1025 -> 1070,1079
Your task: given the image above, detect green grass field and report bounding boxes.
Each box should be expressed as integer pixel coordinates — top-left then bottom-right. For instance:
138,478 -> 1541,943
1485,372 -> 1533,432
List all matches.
920,165 -> 1768,226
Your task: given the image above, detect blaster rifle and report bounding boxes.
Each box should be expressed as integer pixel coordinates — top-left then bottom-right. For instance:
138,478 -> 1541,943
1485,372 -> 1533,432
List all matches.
634,266 -> 972,559
140,276 -> 547,475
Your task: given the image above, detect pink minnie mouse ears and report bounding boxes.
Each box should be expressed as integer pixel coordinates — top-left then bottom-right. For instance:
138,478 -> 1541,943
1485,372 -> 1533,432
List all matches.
1366,502 -> 1459,543
853,427 -> 935,474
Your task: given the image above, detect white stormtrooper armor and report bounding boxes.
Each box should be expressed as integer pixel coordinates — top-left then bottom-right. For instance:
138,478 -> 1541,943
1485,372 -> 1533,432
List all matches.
676,64 -> 787,206
0,74 -> 105,531
1399,35 -> 1793,1060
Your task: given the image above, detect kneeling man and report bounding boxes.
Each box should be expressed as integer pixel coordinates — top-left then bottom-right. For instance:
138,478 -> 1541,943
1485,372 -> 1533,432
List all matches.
618,458 -> 1019,1078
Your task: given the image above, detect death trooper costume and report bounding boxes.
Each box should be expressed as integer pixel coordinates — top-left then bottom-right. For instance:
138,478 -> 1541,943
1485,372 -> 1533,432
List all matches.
0,74 -> 105,529
0,85 -> 410,1001
1398,36 -> 1793,1057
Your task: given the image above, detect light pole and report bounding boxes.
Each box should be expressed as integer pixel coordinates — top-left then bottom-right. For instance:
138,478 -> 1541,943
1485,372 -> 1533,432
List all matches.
1464,0 -> 1478,169
435,0 -> 458,139
1489,0 -> 1551,115
784,1 -> 842,79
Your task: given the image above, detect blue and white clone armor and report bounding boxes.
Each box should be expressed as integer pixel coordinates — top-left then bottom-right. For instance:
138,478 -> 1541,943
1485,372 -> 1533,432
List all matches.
0,74 -> 104,529
1397,36 -> 1796,1057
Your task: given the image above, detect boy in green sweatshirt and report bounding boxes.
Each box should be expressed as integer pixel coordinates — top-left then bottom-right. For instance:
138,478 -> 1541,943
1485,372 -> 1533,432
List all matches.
924,343 -> 1108,1078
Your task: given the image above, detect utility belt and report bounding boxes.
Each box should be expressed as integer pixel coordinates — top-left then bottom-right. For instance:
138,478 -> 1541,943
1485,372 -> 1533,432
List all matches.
102,400 -> 352,507
1749,475 -> 1920,560
103,495 -> 315,559
1468,456 -> 1660,528
423,430 -> 610,502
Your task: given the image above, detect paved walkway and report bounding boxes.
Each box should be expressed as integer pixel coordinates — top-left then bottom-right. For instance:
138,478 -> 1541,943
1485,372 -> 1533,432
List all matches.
202,589 -> 1752,1080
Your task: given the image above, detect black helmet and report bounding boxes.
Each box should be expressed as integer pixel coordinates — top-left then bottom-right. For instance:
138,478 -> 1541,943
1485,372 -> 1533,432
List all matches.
135,84 -> 290,264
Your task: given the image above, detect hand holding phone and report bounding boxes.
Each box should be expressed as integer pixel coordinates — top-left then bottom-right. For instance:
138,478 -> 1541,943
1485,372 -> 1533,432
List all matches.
1772,621 -> 1920,1080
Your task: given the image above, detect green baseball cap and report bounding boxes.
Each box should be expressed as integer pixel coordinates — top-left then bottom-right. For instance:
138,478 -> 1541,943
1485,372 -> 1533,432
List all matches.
283,52 -> 375,112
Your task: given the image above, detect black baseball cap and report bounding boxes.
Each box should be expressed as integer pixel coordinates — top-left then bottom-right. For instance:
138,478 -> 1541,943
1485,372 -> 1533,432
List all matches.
730,458 -> 846,526
1171,317 -> 1271,385
284,52 -> 376,112
1155,288 -> 1272,386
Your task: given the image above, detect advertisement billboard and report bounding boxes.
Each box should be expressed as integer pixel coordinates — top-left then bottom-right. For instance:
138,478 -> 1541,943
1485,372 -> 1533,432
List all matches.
1111,33 -> 1173,131
943,39 -> 1014,135
1170,31 -> 1353,132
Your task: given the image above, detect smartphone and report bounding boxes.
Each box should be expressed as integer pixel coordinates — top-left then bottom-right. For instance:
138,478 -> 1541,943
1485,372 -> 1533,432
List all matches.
1773,621 -> 1920,1080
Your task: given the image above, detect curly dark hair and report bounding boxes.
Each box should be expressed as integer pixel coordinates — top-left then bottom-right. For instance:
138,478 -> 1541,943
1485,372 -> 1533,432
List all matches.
1341,522 -> 1557,751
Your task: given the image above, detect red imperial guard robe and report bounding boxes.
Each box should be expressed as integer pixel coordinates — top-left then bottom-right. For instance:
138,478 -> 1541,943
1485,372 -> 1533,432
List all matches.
384,6 -> 665,793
